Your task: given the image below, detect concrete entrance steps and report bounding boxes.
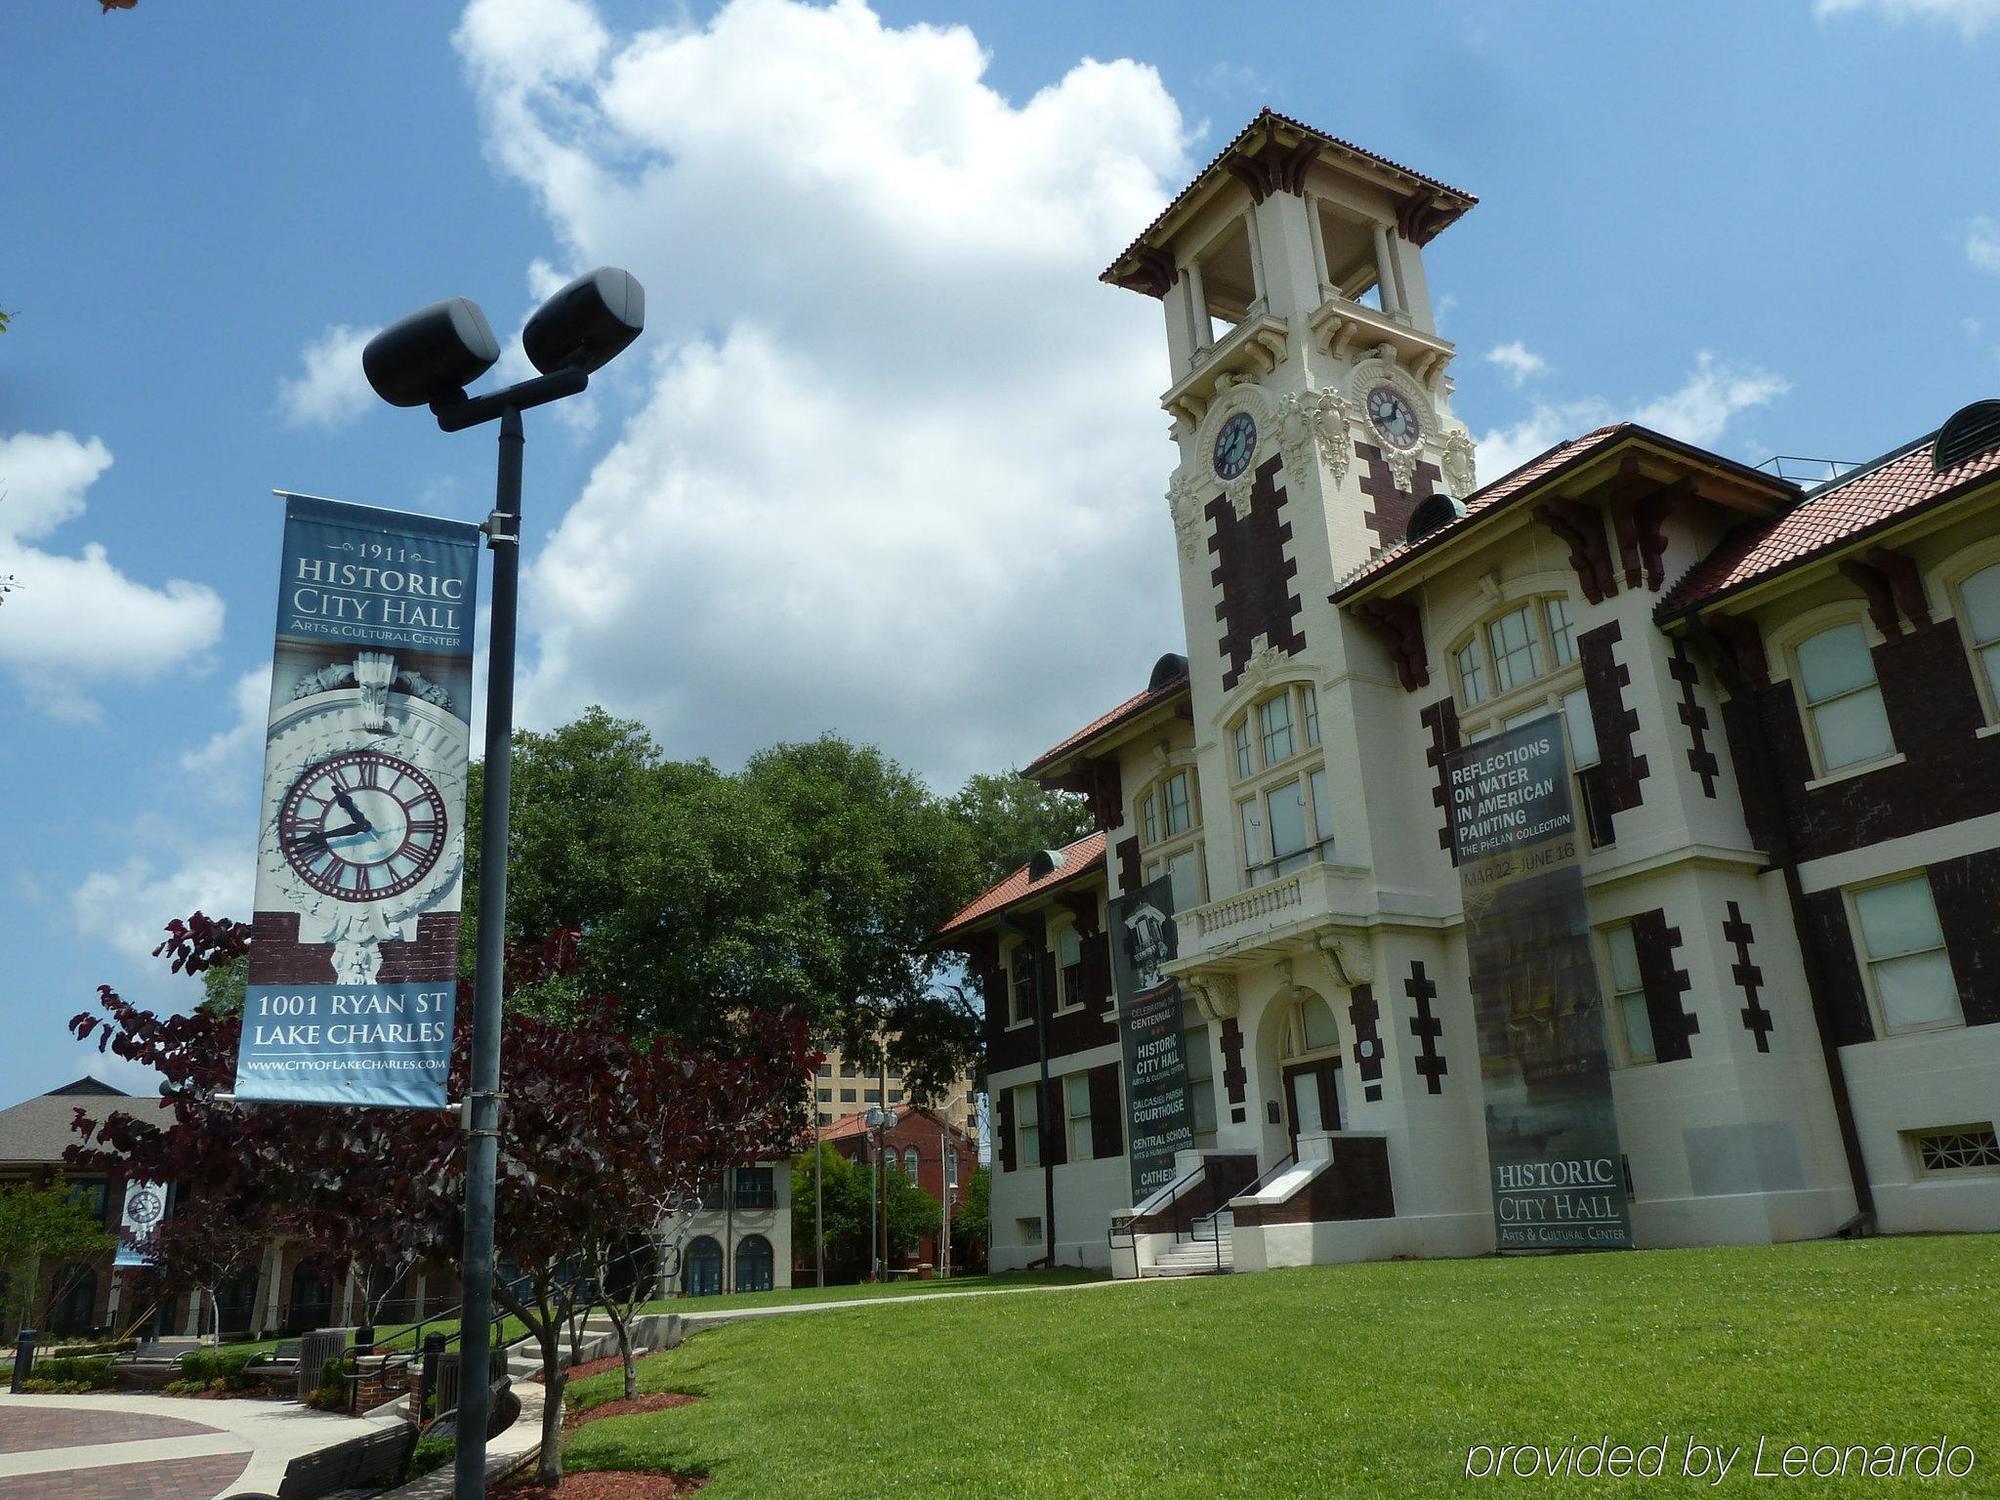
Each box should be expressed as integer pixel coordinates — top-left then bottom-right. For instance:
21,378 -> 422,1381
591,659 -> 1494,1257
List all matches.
1146,1232 -> 1234,1277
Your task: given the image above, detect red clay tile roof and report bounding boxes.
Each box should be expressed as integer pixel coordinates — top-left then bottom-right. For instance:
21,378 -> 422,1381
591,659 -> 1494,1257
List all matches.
1330,424 -> 1630,599
819,1104 -> 976,1146
1102,107 -> 1476,287
1021,673 -> 1189,778
935,830 -> 1106,940
1658,435 -> 2000,616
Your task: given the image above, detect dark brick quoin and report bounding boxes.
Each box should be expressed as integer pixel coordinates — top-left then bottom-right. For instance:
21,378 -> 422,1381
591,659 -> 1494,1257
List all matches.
1628,909 -> 1698,1062
1209,455 -> 1306,691
1719,620 -> 2000,866
1723,901 -> 1774,1052
1347,983 -> 1384,1102
1669,640 -> 1721,798
1355,440 -> 1443,552
1928,849 -> 2000,1028
1419,696 -> 1463,863
1579,621 -> 1649,815
1404,961 -> 1447,1095
1114,835 -> 1141,895
1219,1016 -> 1248,1119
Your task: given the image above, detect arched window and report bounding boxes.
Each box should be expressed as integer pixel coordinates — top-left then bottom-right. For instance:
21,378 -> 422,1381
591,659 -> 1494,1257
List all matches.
683,1236 -> 723,1298
1793,621 -> 1894,773
1283,994 -> 1342,1059
903,1147 -> 919,1178
1135,766 -> 1204,913
734,1234 -> 774,1294
1956,562 -> 2000,712
1226,682 -> 1330,886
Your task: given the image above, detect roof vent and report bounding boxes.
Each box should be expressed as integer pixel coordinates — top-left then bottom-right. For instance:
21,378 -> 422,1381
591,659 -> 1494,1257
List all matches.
1148,652 -> 1189,692
1027,848 -> 1065,881
1405,491 -> 1467,545
1932,400 -> 2000,473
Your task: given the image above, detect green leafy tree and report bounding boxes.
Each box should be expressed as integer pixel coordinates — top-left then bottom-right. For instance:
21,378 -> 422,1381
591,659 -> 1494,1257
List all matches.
880,1160 -> 940,1259
951,1163 -> 989,1263
947,770 -> 1093,890
789,1143 -> 939,1267
0,1178 -> 114,1332
197,954 -> 246,1018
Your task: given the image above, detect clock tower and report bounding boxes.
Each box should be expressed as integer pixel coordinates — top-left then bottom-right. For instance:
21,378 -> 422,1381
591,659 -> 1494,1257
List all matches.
1102,109 -> 1478,693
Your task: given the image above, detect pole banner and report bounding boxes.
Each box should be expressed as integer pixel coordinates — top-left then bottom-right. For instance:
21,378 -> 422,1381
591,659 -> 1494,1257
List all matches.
234,495 -> 482,1108
113,1179 -> 167,1268
1445,716 -> 1632,1251
1110,874 -> 1193,1202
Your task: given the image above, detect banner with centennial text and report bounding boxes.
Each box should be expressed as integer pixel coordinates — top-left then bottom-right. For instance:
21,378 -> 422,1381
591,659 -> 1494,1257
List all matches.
1110,873 -> 1193,1203
234,495 -> 481,1108
1445,717 -> 1632,1251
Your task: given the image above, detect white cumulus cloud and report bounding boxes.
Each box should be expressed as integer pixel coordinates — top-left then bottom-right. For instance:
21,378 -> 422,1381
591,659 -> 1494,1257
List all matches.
1967,216 -> 2000,274
1815,0 -> 2000,33
454,0 -> 1192,786
278,323 -> 383,429
72,831 -> 255,965
180,664 -> 274,775
0,429 -> 225,721
1485,340 -> 1547,388
1475,353 -> 1790,484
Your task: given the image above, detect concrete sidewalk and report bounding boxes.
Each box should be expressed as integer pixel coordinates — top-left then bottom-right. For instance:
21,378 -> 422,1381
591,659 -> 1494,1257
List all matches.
0,1390 -> 396,1499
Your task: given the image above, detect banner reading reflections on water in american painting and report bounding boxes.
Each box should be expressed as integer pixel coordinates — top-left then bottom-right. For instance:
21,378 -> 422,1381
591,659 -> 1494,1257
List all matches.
1110,873 -> 1194,1203
234,495 -> 482,1108
1445,717 -> 1632,1250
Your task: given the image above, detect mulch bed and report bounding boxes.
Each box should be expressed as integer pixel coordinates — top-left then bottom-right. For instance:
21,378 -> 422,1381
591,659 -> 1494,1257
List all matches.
538,1351 -> 639,1384
500,1471 -> 706,1497
567,1392 -> 699,1429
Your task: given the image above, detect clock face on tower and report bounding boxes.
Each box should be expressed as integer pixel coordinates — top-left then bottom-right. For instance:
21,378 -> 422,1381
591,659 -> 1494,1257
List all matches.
1365,385 -> 1423,450
1212,411 -> 1258,480
279,748 -> 448,902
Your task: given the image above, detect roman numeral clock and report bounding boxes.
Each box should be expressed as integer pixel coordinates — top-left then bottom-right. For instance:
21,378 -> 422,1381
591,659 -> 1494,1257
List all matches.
256,650 -> 470,985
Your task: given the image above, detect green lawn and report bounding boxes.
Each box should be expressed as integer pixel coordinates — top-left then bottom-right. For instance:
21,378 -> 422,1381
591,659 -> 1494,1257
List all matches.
641,1268 -> 1106,1317
565,1236 -> 2000,1499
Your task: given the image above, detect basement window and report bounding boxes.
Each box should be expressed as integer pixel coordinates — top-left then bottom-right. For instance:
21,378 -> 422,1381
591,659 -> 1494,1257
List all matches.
1908,1125 -> 2000,1177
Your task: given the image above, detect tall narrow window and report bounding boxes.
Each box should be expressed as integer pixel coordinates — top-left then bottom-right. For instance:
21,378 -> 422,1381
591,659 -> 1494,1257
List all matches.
1455,640 -> 1486,706
1308,766 -> 1335,847
1547,597 -> 1577,666
1233,720 -> 1254,778
1057,925 -> 1083,1011
1488,604 -> 1540,693
1604,925 -> 1655,1064
1796,622 -> 1894,772
1268,778 -> 1309,872
1301,685 -> 1321,747
1239,797 -> 1268,880
1258,693 -> 1295,764
1165,848 -> 1202,913
1066,1073 -> 1094,1160
1161,771 -> 1193,835
1010,951 -> 1035,1026
1185,1029 -> 1217,1145
1853,876 -> 1959,1032
1142,794 -> 1158,844
1959,563 -> 2000,707
903,1146 -> 919,1177
1016,1084 -> 1040,1168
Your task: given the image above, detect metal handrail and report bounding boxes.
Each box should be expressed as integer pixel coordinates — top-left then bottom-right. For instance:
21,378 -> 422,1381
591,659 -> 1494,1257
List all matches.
338,1268 -> 549,1416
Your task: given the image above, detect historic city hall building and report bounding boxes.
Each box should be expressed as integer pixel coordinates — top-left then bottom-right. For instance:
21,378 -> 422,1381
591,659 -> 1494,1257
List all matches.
939,110 -> 2000,1275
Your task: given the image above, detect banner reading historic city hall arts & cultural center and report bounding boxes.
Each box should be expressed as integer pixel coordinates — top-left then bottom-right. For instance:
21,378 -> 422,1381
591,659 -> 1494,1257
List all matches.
1445,717 -> 1632,1250
234,495 -> 482,1108
1110,874 -> 1194,1202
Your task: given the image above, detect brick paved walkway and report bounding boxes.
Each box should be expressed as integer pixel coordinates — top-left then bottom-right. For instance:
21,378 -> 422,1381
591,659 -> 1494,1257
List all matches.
0,1452 -> 248,1500
0,1408 -> 221,1455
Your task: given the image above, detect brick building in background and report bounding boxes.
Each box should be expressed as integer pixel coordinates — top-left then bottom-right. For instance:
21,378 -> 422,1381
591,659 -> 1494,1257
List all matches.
939,109 -> 2000,1276
818,1105 -> 979,1276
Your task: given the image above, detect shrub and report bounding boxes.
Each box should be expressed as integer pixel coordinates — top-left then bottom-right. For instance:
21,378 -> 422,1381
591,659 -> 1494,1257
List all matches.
305,1356 -> 349,1412
50,1339 -> 136,1358
26,1357 -> 116,1390
408,1434 -> 454,1480
177,1347 -> 258,1392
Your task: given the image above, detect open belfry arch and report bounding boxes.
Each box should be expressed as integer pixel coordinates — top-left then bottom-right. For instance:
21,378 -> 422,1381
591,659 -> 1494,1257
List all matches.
939,107 -> 2000,1277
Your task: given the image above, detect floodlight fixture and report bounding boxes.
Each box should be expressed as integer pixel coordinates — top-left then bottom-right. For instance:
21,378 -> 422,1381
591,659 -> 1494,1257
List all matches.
522,266 -> 646,377
361,298 -> 501,408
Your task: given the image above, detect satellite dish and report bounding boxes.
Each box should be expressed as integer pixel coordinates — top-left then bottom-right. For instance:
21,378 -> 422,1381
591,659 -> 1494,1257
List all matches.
1406,492 -> 1468,545
1932,400 -> 2000,474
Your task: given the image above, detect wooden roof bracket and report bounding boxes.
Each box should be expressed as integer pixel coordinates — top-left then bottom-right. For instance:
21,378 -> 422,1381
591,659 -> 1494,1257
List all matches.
1349,594 -> 1429,691
1531,496 -> 1618,604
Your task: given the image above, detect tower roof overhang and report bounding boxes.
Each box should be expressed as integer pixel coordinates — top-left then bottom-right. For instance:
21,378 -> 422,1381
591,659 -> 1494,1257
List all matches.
1101,108 -> 1478,298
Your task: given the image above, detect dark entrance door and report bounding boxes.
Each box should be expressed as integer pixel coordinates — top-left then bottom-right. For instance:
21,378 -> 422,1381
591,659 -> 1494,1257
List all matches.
288,1263 -> 334,1332
682,1237 -> 723,1298
1282,1058 -> 1342,1152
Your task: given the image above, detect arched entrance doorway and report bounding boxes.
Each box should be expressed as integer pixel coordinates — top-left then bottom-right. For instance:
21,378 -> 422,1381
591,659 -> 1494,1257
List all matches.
734,1235 -> 774,1294
682,1236 -> 723,1298
1278,991 -> 1346,1152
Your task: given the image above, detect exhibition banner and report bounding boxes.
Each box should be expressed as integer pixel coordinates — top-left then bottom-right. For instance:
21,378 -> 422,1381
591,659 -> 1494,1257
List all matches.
234,494 -> 481,1108
1110,874 -> 1193,1202
113,1179 -> 167,1268
1445,717 -> 1632,1250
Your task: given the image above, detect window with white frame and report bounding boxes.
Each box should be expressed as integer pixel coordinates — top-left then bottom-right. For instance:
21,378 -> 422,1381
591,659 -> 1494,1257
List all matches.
1955,563 -> 2000,714
1451,595 -> 1576,714
1056,924 -> 1083,1012
1547,596 -> 1577,667
1227,683 -> 1332,885
1851,875 -> 1960,1033
1009,946 -> 1035,1027
1015,1084 -> 1040,1168
1602,924 -> 1655,1065
1185,1027 -> 1217,1147
1065,1072 -> 1094,1161
1138,767 -> 1204,914
1794,621 -> 1895,773
903,1146 -> 919,1177
1908,1124 -> 2000,1176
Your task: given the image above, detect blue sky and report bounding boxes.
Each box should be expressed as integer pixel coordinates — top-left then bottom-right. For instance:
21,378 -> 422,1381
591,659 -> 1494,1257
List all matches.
4,0 -> 1996,1108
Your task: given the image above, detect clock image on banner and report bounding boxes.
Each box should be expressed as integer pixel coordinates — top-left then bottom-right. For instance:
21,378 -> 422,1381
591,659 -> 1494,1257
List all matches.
235,494 -> 483,1108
